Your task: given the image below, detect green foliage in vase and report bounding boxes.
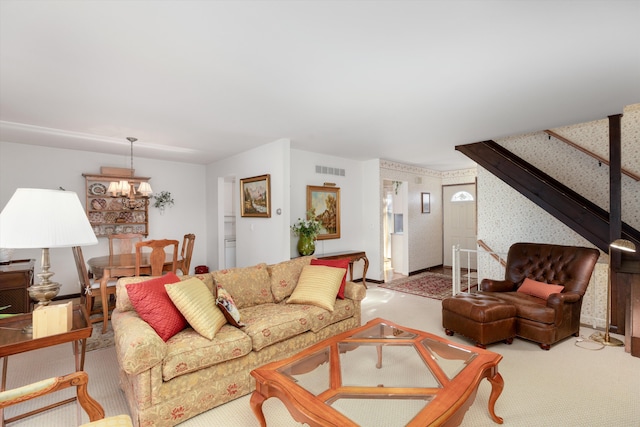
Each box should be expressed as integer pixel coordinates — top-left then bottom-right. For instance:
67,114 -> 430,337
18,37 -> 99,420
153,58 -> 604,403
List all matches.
291,209 -> 322,240
153,191 -> 174,209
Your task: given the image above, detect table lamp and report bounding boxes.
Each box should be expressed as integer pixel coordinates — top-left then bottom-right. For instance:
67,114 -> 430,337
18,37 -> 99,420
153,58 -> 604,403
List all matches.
590,238 -> 637,346
0,188 -> 98,309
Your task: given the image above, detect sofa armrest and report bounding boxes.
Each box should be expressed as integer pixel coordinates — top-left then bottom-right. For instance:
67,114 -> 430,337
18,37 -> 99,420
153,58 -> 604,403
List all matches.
344,281 -> 366,301
480,279 -> 516,292
111,309 -> 167,376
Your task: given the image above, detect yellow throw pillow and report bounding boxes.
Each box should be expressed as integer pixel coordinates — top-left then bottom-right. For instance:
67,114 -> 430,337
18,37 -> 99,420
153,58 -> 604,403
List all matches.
165,277 -> 226,340
287,265 -> 346,312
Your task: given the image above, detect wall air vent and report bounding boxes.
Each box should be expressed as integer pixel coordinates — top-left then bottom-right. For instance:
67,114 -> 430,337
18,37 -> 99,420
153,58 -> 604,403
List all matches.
315,165 -> 346,177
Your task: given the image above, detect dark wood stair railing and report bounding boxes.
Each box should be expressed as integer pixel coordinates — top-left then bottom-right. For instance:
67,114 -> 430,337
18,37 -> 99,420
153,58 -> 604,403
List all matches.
477,239 -> 506,268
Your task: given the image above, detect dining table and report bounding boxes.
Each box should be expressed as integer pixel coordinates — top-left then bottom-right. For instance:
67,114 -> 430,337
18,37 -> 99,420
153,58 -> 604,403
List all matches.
87,253 -> 179,333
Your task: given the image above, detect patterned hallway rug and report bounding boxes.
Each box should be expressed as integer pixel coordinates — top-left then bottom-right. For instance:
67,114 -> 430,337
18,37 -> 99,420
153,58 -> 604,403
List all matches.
378,272 -> 477,300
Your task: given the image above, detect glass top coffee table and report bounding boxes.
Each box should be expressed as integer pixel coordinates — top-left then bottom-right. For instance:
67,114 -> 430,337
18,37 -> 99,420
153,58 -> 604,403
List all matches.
250,317 -> 504,426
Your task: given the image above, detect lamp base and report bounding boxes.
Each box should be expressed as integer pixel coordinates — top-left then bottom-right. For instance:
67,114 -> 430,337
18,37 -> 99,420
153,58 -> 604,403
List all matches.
27,282 -> 62,307
589,332 -> 624,347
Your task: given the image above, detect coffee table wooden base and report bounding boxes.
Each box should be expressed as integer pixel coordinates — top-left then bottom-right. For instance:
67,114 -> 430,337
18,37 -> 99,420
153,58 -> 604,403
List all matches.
250,318 -> 504,427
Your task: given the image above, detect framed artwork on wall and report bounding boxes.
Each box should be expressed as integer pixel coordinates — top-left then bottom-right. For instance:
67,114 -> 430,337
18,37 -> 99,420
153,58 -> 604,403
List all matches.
306,185 -> 340,240
421,192 -> 431,213
240,174 -> 271,217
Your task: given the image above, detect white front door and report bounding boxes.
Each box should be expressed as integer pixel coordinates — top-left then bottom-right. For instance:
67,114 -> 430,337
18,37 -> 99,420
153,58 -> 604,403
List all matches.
443,184 -> 476,269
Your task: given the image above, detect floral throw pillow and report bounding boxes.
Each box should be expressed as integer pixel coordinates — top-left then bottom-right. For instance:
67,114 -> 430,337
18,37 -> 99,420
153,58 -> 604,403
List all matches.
217,287 -> 244,327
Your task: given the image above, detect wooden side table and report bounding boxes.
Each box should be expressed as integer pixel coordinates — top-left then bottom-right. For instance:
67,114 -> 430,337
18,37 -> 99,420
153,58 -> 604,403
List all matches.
0,305 -> 92,425
317,251 -> 368,288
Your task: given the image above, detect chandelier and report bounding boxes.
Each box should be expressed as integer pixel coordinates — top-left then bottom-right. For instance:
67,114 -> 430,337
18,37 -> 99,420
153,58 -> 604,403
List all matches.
107,137 -> 153,209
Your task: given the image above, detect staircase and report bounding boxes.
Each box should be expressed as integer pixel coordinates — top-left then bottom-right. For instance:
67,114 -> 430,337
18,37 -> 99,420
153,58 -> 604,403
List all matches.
455,139 -> 640,259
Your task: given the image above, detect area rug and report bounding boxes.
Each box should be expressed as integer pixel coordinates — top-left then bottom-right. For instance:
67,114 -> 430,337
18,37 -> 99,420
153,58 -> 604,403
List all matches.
378,272 -> 477,300
86,319 -> 114,352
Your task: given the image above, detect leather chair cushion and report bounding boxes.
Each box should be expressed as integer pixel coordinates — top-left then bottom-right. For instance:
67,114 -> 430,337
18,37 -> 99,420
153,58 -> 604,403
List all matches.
442,293 -> 516,323
482,291 -> 556,324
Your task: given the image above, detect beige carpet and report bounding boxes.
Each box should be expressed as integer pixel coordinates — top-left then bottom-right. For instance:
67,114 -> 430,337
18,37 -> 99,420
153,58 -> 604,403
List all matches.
4,285 -> 640,426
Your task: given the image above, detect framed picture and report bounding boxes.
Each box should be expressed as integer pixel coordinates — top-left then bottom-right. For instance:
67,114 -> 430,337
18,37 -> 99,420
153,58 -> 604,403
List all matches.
240,174 -> 271,217
421,192 -> 431,213
306,185 -> 340,240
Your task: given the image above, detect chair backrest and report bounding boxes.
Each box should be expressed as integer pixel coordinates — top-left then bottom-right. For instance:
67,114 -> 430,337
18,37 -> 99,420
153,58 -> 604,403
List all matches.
179,233 -> 196,274
505,243 -> 600,296
109,233 -> 144,256
72,246 -> 91,296
135,239 -> 179,276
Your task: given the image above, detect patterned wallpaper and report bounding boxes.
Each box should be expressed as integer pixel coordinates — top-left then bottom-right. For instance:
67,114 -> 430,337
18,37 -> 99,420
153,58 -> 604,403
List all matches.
477,103 -> 639,327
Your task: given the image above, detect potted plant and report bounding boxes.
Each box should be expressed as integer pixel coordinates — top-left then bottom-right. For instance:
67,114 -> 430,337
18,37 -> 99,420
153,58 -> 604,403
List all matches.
153,191 -> 174,214
291,209 -> 322,256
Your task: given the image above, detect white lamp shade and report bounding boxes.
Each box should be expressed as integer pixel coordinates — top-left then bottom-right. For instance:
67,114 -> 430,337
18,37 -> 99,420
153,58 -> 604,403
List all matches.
137,182 -> 153,196
0,188 -> 98,249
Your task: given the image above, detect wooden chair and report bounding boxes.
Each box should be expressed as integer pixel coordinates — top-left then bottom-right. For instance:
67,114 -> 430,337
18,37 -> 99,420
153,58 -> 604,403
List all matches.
177,233 -> 195,275
108,233 -> 144,255
0,371 -> 133,426
72,246 -> 117,326
135,239 -> 179,276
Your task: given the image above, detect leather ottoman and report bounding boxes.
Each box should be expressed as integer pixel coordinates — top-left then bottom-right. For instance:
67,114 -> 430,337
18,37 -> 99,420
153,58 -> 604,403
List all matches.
442,293 -> 516,348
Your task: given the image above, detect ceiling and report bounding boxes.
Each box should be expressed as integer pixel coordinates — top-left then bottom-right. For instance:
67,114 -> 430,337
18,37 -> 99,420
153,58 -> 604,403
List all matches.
1,1 -> 639,172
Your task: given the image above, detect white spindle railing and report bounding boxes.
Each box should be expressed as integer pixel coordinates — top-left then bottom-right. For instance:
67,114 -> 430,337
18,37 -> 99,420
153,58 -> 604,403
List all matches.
451,245 -> 507,295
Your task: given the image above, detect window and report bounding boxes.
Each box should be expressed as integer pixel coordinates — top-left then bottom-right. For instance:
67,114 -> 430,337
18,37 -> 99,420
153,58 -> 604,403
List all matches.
451,191 -> 474,202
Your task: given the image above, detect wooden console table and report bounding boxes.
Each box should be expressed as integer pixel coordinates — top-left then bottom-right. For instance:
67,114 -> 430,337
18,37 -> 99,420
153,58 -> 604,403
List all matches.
317,251 -> 368,288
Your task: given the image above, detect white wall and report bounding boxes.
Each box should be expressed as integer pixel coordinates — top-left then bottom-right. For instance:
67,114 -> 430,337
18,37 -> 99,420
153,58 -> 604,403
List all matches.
0,141 -> 207,296
290,149 -> 365,256
207,139 -> 291,268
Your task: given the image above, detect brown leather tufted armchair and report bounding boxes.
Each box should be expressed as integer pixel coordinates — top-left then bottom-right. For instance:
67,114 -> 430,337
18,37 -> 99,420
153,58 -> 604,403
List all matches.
481,242 -> 600,349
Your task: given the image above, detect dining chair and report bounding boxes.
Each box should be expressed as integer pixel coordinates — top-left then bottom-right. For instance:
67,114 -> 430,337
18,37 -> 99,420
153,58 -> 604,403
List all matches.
177,233 -> 196,275
108,233 -> 143,256
0,371 -> 133,426
72,246 -> 118,326
135,239 -> 179,276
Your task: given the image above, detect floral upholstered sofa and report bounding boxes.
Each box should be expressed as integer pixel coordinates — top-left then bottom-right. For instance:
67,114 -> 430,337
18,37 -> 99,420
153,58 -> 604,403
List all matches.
110,256 -> 366,427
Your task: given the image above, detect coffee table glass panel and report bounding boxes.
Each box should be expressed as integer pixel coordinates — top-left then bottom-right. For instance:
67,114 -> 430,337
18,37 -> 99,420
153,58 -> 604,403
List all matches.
251,318 -> 504,427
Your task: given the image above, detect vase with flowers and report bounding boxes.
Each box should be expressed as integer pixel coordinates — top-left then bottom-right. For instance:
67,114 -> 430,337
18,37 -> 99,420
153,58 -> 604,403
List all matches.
291,210 -> 322,256
153,191 -> 174,215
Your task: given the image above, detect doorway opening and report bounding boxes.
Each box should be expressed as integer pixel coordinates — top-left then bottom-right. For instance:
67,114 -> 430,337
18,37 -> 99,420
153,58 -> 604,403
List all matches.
382,179 -> 408,282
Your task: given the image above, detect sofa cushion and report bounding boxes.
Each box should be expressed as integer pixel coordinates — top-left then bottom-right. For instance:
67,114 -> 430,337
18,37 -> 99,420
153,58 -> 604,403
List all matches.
269,256 -> 313,303
162,325 -> 252,381
287,265 -> 346,312
216,287 -> 244,327
239,303 -> 313,351
296,298 -> 356,332
517,278 -> 564,300
166,277 -> 227,340
311,258 -> 349,299
125,272 -> 187,341
212,263 -> 273,309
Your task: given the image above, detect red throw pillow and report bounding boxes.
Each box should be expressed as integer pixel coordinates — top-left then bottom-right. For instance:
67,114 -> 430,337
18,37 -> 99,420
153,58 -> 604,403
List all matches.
310,258 -> 349,299
126,272 -> 187,341
517,277 -> 564,301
